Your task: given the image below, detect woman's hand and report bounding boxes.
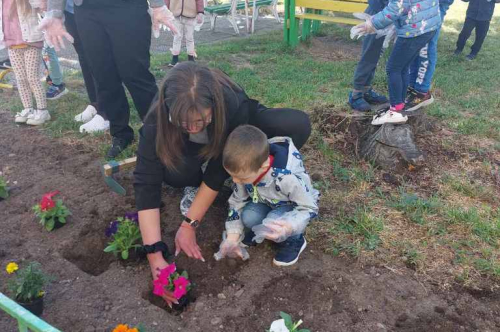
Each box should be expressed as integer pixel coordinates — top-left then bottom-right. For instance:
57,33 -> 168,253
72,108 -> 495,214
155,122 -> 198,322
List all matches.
175,222 -> 205,261
148,253 -> 178,308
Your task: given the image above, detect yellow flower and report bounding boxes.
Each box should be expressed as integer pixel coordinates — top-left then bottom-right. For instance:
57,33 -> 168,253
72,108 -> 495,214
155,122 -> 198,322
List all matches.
38,291 -> 45,297
112,324 -> 129,332
6,262 -> 18,274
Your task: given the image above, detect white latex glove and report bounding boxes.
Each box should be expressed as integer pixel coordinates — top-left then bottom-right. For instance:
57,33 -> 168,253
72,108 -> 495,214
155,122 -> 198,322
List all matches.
151,5 -> 178,38
350,12 -> 376,40
38,16 -> 74,51
382,25 -> 397,48
196,13 -> 204,24
252,220 -> 294,243
214,232 -> 249,261
29,0 -> 46,10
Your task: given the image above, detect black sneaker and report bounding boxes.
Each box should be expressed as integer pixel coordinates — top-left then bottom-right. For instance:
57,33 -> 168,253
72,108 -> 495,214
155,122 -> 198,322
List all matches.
242,230 -> 257,247
168,55 -> 179,67
404,87 -> 434,113
453,49 -> 462,56
188,55 -> 196,62
364,88 -> 388,104
106,137 -> 132,159
273,234 -> 307,267
466,53 -> 477,61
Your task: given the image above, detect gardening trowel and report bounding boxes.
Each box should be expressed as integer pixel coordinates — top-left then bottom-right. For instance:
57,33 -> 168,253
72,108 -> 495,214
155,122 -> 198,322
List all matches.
101,157 -> 137,195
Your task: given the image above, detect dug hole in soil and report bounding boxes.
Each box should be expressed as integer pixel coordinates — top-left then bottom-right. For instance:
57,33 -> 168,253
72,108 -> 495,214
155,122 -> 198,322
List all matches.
0,109 -> 499,332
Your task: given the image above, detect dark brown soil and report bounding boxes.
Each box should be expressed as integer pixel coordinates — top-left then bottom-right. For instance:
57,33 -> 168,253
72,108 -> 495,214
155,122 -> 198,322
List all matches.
1,109 -> 500,332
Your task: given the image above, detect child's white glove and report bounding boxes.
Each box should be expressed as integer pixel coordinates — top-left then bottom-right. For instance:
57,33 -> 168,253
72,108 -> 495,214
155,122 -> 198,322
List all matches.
379,25 -> 397,48
350,13 -> 377,40
196,13 -> 204,24
252,220 -> 294,243
37,16 -> 74,51
150,5 -> 178,37
214,232 -> 250,261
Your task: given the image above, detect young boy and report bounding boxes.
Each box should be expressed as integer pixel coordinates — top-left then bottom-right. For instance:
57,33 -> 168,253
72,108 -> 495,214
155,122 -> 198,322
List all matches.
215,125 -> 319,266
454,0 -> 499,61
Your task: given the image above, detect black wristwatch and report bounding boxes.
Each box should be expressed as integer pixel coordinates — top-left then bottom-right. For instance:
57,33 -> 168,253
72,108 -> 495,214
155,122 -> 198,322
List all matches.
184,217 -> 200,229
138,241 -> 170,260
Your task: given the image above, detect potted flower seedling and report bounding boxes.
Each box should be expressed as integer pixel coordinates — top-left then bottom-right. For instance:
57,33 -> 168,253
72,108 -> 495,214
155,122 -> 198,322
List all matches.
269,312 -> 310,332
33,191 -> 71,231
112,323 -> 147,332
153,263 -> 193,311
104,214 -> 142,260
0,175 -> 9,201
6,261 -> 51,316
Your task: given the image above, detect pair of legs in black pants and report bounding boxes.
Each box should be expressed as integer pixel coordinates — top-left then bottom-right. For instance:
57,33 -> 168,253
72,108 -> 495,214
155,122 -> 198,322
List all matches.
456,17 -> 491,57
74,0 -> 158,142
160,108 -> 311,189
64,11 -> 103,117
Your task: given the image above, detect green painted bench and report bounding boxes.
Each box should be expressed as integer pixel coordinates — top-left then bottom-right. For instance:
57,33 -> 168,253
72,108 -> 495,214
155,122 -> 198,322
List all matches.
284,0 -> 368,46
206,0 -> 280,34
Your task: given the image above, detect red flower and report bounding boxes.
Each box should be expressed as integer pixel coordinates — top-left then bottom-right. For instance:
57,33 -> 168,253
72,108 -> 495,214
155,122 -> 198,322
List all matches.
40,191 -> 59,211
412,24 -> 417,28
153,279 -> 165,296
416,3 -> 421,8
173,276 -> 190,299
386,14 -> 392,19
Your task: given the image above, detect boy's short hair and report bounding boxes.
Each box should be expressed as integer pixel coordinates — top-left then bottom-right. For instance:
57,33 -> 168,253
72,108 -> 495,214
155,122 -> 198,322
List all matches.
223,125 -> 269,174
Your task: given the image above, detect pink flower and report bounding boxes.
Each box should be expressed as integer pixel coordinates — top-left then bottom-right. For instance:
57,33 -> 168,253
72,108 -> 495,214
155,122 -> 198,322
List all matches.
153,279 -> 166,296
172,276 -> 190,300
386,14 -> 391,19
158,263 -> 176,283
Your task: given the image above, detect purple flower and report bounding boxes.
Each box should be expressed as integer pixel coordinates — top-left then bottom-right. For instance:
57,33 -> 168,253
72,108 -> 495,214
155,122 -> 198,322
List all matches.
124,212 -> 139,224
105,221 -> 119,237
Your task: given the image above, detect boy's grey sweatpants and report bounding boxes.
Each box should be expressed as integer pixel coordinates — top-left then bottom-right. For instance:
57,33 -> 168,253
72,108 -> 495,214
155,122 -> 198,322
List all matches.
171,16 -> 196,56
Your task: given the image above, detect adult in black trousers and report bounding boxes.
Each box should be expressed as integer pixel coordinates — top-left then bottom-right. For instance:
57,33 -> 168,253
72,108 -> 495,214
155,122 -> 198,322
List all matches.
455,0 -> 499,60
42,0 -> 176,158
74,0 -> 157,157
64,8 -> 105,125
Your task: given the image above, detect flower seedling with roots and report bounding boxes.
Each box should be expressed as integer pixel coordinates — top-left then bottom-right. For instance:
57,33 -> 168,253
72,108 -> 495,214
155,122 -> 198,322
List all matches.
104,214 -> 142,260
33,191 -> 71,231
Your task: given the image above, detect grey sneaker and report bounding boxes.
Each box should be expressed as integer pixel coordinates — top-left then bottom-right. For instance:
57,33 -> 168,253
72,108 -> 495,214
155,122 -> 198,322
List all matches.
15,108 -> 34,123
26,109 -> 51,126
180,186 -> 199,216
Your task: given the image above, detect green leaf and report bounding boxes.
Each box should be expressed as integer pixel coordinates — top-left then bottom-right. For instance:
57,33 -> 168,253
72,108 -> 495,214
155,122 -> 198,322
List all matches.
181,271 -> 189,279
297,329 -> 310,332
121,250 -> 129,260
45,218 -> 55,231
58,217 -> 66,224
280,312 -> 293,326
104,244 -> 118,252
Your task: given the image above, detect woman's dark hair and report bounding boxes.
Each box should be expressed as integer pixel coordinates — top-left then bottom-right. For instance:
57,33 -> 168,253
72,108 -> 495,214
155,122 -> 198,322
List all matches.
151,62 -> 240,172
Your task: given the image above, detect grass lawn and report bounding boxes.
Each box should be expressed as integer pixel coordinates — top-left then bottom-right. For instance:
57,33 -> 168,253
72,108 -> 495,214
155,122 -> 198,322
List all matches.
1,1 -> 499,289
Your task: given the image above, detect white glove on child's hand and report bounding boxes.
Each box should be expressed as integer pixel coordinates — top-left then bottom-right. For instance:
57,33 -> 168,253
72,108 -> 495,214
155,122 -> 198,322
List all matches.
252,220 -> 294,243
196,13 -> 204,24
214,232 -> 249,261
37,16 -> 74,51
350,12 -> 377,40
151,5 -> 178,38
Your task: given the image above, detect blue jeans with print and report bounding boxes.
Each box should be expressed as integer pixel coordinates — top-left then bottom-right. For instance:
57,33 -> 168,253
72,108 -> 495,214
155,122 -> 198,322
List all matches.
408,3 -> 451,94
241,203 -> 301,241
386,31 -> 436,106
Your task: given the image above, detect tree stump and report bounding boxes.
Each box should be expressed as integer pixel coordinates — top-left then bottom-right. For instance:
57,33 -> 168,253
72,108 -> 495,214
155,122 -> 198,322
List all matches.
311,107 -> 435,172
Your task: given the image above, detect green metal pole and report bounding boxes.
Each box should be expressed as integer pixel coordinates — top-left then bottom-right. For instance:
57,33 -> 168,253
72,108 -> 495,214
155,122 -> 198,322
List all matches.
0,293 -> 62,332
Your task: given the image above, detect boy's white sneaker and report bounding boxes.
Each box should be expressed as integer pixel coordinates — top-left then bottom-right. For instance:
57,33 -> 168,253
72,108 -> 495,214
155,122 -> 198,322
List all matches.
26,109 -> 51,126
79,114 -> 110,133
15,108 -> 34,123
371,109 -> 408,126
74,105 -> 97,123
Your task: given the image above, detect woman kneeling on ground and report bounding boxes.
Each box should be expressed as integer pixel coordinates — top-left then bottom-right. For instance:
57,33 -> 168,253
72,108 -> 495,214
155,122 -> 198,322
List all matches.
134,62 -> 311,305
